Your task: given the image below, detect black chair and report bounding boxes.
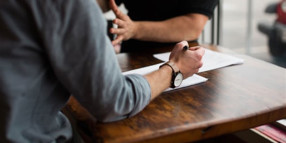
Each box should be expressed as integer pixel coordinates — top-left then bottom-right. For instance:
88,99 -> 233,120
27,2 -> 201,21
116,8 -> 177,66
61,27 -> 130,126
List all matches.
201,0 -> 222,45
257,2 -> 286,56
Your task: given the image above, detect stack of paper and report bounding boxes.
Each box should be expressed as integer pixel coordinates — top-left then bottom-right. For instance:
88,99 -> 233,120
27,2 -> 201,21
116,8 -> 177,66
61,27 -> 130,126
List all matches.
123,49 -> 244,91
153,49 -> 244,73
123,63 -> 208,91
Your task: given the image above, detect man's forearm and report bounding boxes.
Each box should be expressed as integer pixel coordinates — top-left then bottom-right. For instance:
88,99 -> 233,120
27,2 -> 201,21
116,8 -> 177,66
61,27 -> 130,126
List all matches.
133,14 -> 208,42
144,65 -> 172,100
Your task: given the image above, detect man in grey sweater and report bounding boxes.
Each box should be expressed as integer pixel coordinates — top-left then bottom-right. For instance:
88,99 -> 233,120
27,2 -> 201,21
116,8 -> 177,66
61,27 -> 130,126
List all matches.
0,0 -> 204,142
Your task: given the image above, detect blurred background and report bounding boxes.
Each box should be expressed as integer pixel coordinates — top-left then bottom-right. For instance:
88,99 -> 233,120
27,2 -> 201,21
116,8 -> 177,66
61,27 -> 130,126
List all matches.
104,0 -> 286,68
221,0 -> 286,68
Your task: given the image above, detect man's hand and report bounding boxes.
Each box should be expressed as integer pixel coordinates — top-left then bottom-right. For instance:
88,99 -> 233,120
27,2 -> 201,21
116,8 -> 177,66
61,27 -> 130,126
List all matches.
144,41 -> 204,100
169,41 -> 204,79
109,0 -> 137,46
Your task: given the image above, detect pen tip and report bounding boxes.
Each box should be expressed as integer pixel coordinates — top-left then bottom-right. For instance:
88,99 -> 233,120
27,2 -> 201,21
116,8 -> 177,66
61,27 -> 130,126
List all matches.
183,46 -> 188,51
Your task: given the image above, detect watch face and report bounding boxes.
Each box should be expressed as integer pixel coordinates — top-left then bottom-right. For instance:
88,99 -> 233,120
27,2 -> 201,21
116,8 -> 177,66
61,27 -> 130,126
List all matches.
174,73 -> 183,87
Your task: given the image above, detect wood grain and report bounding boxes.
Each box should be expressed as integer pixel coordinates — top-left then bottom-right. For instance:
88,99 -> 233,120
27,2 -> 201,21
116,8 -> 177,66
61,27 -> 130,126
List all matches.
64,45 -> 286,143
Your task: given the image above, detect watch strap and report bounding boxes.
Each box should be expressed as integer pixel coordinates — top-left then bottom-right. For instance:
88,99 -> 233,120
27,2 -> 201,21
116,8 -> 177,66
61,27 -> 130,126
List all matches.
159,61 -> 181,88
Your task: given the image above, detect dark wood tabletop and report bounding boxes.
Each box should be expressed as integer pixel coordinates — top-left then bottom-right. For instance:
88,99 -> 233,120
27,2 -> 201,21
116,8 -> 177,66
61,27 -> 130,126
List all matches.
63,44 -> 286,143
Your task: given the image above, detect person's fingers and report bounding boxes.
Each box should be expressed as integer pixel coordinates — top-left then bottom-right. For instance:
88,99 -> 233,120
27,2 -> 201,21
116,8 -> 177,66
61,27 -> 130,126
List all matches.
176,41 -> 189,49
109,0 -> 118,13
189,46 -> 200,51
193,61 -> 203,69
195,47 -> 205,60
189,47 -> 205,61
112,35 -> 123,45
193,69 -> 199,74
113,18 -> 125,27
170,41 -> 189,61
113,44 -> 121,53
194,61 -> 203,69
109,0 -> 125,19
110,28 -> 125,34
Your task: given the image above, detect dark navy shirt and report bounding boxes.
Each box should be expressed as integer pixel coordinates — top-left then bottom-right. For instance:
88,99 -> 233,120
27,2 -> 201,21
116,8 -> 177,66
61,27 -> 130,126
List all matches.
115,0 -> 219,52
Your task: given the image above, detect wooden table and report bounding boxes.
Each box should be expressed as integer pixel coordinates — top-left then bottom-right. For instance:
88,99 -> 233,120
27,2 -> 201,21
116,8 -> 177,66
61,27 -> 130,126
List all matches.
64,45 -> 286,143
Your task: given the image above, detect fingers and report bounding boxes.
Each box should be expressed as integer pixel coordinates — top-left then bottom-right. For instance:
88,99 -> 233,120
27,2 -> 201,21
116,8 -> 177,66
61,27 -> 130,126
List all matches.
174,41 -> 204,59
169,41 -> 205,78
109,0 -> 118,14
175,41 -> 189,50
110,27 -> 125,34
189,47 -> 204,71
194,60 -> 203,69
195,48 -> 205,61
170,41 -> 188,58
189,46 -> 200,51
110,19 -> 126,35
113,18 -> 125,27
113,44 -> 121,53
195,47 -> 205,60
112,35 -> 123,46
188,46 -> 205,61
109,0 -> 126,20
193,69 -> 199,74
197,61 -> 203,68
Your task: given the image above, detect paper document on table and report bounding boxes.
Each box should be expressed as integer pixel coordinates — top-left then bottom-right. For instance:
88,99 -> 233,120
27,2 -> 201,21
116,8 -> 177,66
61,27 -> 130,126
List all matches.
153,49 -> 244,73
123,63 -> 208,91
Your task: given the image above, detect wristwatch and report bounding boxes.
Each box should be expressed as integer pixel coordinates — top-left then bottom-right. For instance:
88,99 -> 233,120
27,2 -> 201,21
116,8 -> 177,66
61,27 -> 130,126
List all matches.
160,61 -> 184,88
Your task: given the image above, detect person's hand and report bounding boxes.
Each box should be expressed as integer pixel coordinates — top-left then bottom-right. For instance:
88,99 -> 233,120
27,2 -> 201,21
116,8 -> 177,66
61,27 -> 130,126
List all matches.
169,41 -> 205,79
109,0 -> 137,46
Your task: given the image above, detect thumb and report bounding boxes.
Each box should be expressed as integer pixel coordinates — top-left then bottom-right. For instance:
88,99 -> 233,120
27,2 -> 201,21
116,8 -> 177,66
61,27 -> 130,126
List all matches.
189,46 -> 201,51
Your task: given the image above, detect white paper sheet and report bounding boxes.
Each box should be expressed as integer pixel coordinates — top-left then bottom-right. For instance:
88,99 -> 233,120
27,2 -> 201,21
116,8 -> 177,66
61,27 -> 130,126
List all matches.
277,119 -> 286,127
123,63 -> 208,91
153,49 -> 244,73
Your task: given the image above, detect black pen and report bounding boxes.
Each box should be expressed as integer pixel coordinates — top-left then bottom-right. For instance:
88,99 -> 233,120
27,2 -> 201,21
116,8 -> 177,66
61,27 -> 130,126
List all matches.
183,45 -> 189,51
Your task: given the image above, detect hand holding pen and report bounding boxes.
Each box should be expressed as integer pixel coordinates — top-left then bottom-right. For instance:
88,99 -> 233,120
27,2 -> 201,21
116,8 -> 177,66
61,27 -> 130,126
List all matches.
169,41 -> 205,78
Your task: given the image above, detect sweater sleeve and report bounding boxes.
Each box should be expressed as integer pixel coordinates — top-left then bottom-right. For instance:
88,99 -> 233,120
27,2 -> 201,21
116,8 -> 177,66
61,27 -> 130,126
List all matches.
42,0 -> 151,122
